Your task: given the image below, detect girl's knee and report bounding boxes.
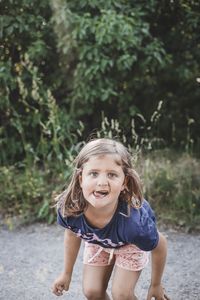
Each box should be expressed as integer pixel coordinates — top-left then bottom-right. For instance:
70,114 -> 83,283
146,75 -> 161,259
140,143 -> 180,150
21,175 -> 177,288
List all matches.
83,286 -> 106,300
111,287 -> 136,300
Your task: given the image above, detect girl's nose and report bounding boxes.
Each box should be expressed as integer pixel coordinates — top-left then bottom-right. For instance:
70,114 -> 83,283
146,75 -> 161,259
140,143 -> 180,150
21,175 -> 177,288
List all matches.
97,175 -> 108,186
97,182 -> 108,187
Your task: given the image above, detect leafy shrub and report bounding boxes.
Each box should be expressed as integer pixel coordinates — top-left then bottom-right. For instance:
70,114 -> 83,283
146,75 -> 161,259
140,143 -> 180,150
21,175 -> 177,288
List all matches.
0,138 -> 83,225
0,165 -> 50,223
140,151 -> 200,229
51,0 -> 200,151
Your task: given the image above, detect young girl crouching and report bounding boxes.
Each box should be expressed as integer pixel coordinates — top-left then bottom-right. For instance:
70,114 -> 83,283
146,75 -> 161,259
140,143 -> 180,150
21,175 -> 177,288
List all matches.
52,138 -> 169,300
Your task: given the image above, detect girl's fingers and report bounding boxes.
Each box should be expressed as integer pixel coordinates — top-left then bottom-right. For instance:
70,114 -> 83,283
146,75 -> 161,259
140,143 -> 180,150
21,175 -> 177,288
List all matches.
56,289 -> 63,296
52,285 -> 64,296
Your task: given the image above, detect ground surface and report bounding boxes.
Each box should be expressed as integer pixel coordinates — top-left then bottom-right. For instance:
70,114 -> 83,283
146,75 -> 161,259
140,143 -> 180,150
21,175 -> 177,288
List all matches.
0,223 -> 200,300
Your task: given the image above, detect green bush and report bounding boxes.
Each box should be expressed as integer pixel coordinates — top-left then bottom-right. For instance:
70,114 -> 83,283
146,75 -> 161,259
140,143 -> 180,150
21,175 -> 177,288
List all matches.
1,0 -> 80,165
51,0 -> 200,150
0,142 -> 80,225
0,165 -> 51,223
140,151 -> 200,229
1,1 -> 200,229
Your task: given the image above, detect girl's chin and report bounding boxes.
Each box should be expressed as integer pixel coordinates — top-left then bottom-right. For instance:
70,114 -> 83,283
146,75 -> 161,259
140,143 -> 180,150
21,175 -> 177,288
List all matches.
87,198 -> 107,207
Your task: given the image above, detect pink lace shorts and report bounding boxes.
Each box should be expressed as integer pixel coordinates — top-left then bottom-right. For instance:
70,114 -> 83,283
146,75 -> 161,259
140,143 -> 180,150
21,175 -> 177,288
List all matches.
83,242 -> 149,271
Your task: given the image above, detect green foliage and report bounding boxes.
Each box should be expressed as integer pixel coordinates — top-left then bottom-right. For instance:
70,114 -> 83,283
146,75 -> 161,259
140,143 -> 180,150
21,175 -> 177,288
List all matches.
1,146 -> 200,230
1,0 -> 200,165
141,151 -> 200,230
0,0 -> 79,165
1,52 -> 80,165
0,155 -> 75,224
1,0 -> 200,228
51,0 -> 200,150
96,102 -> 165,152
51,0 -> 169,117
0,164 -> 51,222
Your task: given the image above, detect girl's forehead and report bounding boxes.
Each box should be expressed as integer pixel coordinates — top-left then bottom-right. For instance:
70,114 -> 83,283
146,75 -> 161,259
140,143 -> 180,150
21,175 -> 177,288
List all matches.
83,154 -> 122,166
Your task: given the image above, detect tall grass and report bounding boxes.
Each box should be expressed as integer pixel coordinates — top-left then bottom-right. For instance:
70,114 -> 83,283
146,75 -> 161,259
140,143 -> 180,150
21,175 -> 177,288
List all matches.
96,116 -> 200,230
139,151 -> 200,230
0,54 -> 83,226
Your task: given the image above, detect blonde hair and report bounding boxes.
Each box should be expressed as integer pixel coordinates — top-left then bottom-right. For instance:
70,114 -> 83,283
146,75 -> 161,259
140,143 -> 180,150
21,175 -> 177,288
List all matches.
56,138 -> 143,217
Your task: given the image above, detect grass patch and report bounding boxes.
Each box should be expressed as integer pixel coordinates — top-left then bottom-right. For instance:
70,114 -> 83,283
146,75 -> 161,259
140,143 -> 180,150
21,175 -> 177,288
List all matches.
0,162 -> 72,227
138,150 -> 200,231
0,149 -> 200,231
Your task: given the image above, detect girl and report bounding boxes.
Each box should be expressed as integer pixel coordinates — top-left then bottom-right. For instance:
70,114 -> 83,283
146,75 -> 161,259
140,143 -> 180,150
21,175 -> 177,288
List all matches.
52,138 -> 169,300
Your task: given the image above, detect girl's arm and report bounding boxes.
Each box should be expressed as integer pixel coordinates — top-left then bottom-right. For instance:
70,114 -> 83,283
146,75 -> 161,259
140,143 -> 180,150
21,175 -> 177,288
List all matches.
52,229 -> 81,296
147,232 -> 168,300
63,228 -> 82,274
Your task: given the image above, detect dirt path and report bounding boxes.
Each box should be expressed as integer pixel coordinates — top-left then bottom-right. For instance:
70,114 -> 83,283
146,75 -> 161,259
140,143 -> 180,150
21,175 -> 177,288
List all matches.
0,223 -> 200,300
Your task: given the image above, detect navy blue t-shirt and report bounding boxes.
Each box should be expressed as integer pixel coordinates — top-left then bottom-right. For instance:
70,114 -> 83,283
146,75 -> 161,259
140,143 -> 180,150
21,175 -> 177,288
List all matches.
57,199 -> 159,251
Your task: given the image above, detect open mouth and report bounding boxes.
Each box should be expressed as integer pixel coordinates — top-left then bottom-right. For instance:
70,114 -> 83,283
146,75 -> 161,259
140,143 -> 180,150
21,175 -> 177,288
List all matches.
93,191 -> 109,198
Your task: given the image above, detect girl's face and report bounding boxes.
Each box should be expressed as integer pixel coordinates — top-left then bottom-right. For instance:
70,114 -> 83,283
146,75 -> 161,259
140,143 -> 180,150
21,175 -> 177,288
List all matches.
79,154 -> 126,211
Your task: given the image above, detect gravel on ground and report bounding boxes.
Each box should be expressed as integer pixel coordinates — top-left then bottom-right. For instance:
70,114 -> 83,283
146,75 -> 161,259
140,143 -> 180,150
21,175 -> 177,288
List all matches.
0,223 -> 200,300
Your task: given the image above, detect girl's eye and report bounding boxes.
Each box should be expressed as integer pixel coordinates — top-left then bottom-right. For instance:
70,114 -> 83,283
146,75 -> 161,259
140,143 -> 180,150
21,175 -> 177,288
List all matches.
89,171 -> 98,177
108,173 -> 117,178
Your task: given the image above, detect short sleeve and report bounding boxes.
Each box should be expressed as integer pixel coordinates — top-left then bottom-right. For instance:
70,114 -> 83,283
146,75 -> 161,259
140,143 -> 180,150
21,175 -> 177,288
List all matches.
133,222 -> 159,251
126,200 -> 159,251
135,200 -> 159,251
57,208 -> 68,228
143,199 -> 156,222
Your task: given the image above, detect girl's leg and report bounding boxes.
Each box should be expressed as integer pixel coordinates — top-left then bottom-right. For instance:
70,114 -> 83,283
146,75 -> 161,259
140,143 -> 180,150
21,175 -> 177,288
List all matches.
82,264 -> 114,300
111,266 -> 141,300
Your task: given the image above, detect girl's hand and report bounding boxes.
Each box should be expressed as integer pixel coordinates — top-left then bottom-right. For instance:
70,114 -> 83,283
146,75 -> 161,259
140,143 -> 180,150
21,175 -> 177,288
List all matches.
147,284 -> 170,300
51,272 -> 71,296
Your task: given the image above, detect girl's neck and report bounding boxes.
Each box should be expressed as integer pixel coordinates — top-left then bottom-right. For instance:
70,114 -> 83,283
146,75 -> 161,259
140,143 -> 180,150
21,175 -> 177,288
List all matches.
84,202 -> 119,229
